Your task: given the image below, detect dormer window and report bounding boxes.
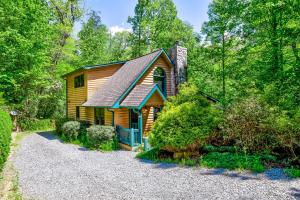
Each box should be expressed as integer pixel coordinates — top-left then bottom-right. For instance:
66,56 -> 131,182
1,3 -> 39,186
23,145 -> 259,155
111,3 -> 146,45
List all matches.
153,67 -> 166,95
74,74 -> 84,88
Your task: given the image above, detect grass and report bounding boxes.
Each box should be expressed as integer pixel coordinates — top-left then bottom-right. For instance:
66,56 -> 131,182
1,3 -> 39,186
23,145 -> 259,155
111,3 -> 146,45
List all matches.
137,148 -> 268,172
284,168 -> 300,178
0,132 -> 25,200
201,152 -> 265,172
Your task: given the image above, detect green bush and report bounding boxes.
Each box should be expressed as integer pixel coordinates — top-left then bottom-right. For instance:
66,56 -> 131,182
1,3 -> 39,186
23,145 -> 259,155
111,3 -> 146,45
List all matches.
99,137 -> 119,151
19,118 -> 54,131
284,167 -> 300,178
86,125 -> 115,148
55,117 -> 70,135
222,97 -> 277,153
149,84 -> 221,153
267,112 -> 300,163
222,97 -> 300,163
62,121 -> 80,141
0,109 -> 12,170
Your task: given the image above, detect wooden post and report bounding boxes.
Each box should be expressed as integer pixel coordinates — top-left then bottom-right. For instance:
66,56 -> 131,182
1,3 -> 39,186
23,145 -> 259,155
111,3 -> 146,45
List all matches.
130,128 -> 135,146
138,111 -> 143,144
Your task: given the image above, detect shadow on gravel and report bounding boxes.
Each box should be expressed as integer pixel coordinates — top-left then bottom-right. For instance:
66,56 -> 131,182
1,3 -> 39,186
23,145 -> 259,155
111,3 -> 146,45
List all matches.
138,159 -> 177,169
200,169 -> 260,181
37,131 -> 58,140
78,147 -> 89,151
290,187 -> 300,200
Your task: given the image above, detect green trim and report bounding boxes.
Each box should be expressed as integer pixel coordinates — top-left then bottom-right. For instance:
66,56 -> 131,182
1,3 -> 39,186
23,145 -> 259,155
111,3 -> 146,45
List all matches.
137,85 -> 167,110
112,50 -> 171,108
120,85 -> 167,109
61,61 -> 126,78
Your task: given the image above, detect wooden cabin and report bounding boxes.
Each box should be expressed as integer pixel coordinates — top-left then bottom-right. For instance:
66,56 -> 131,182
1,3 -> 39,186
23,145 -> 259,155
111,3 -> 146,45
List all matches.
63,45 -> 187,149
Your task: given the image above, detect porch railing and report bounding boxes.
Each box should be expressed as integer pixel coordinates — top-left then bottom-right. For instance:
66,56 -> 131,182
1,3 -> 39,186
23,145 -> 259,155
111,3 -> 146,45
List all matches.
116,125 -> 139,147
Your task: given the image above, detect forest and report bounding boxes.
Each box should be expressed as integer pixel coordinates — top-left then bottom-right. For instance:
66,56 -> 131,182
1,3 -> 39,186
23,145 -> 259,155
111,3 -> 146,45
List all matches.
0,0 -> 299,173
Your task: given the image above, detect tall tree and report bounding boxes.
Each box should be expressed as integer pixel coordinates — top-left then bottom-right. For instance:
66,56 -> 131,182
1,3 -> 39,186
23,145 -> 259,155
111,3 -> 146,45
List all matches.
78,11 -> 110,65
128,0 -> 150,57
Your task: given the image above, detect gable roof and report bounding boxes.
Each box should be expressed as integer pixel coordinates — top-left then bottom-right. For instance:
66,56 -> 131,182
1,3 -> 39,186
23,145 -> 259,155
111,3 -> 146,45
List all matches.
120,84 -> 167,109
62,61 -> 126,78
82,49 -> 173,108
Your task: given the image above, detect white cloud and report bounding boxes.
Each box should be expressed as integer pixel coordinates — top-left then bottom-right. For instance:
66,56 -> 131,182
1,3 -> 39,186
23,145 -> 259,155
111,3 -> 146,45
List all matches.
109,26 -> 131,35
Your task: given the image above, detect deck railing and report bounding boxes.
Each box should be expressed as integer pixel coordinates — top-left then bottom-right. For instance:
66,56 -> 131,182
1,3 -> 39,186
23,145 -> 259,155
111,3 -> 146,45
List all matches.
116,125 -> 139,147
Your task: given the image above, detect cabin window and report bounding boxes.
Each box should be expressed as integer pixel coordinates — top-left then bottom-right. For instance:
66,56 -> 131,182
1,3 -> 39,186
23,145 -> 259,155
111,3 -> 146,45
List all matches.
76,106 -> 80,119
74,74 -> 84,88
153,67 -> 166,95
153,106 -> 163,121
94,108 -> 105,125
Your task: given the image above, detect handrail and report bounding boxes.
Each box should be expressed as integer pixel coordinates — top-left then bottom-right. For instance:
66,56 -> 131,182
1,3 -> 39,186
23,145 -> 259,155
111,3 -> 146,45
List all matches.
116,125 -> 139,147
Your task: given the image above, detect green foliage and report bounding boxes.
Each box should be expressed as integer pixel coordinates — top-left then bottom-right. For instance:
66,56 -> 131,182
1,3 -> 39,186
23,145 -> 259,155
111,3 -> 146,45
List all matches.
128,0 -> 197,57
201,152 -> 265,173
78,11 -> 110,65
62,121 -> 80,141
284,168 -> 300,178
99,137 -> 119,151
0,109 -> 12,171
19,118 -> 54,131
86,125 -> 115,148
55,117 -> 70,135
136,148 -> 160,160
202,145 -> 237,153
149,84 -> 221,152
222,97 -> 277,153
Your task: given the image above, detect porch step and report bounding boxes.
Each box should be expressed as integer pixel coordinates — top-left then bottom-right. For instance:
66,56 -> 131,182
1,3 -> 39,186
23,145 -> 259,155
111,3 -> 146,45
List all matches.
118,143 -> 139,151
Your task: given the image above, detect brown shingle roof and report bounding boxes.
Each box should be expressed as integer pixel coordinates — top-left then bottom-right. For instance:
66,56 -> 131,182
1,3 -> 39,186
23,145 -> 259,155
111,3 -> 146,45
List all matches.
120,84 -> 157,107
82,49 -> 163,107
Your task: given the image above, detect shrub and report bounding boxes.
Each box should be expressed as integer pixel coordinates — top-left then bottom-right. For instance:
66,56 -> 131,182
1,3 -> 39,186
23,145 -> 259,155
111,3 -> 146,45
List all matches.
267,112 -> 300,163
0,109 -> 12,170
86,125 -> 115,148
284,167 -> 300,178
62,121 -> 80,141
99,137 -> 119,151
19,118 -> 54,131
149,84 -> 221,154
221,97 -> 277,153
55,117 -> 70,135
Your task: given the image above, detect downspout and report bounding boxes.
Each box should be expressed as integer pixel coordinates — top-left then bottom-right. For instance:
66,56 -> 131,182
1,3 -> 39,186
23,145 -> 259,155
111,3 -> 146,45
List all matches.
133,108 -> 143,144
107,108 -> 115,127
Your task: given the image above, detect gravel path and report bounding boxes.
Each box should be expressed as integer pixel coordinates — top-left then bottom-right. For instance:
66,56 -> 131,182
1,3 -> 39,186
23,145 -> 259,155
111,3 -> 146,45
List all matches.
13,132 -> 300,200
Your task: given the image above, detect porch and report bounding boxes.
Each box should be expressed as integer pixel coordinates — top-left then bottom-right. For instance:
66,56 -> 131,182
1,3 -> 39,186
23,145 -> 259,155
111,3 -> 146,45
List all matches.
115,84 -> 167,150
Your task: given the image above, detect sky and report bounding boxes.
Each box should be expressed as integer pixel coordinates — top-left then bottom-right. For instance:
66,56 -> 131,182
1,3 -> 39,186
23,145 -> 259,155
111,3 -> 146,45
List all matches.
73,0 -> 212,36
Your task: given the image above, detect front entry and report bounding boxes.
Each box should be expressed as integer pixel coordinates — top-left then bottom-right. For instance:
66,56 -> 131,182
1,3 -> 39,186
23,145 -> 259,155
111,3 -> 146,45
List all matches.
129,109 -> 139,129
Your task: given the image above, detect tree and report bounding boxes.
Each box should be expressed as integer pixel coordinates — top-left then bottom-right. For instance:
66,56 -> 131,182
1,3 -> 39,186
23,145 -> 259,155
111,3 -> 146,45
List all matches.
128,0 -> 150,57
78,11 -> 110,65
108,31 -> 132,62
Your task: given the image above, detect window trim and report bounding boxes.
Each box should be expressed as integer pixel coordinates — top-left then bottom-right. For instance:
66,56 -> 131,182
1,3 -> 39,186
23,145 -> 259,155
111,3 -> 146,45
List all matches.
153,67 -> 166,96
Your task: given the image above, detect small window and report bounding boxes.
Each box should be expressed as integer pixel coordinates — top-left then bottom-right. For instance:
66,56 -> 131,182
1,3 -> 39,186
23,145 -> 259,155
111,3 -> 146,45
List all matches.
74,74 -> 84,88
154,106 -> 163,121
76,106 -> 80,119
95,108 -> 105,125
153,67 -> 166,95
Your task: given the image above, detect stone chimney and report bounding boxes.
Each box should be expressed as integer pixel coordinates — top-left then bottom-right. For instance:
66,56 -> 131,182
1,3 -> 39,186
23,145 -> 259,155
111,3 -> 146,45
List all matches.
169,41 -> 188,95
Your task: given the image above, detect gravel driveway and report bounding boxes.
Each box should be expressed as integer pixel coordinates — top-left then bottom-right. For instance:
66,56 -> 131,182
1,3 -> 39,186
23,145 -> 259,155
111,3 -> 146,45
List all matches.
13,132 -> 300,200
